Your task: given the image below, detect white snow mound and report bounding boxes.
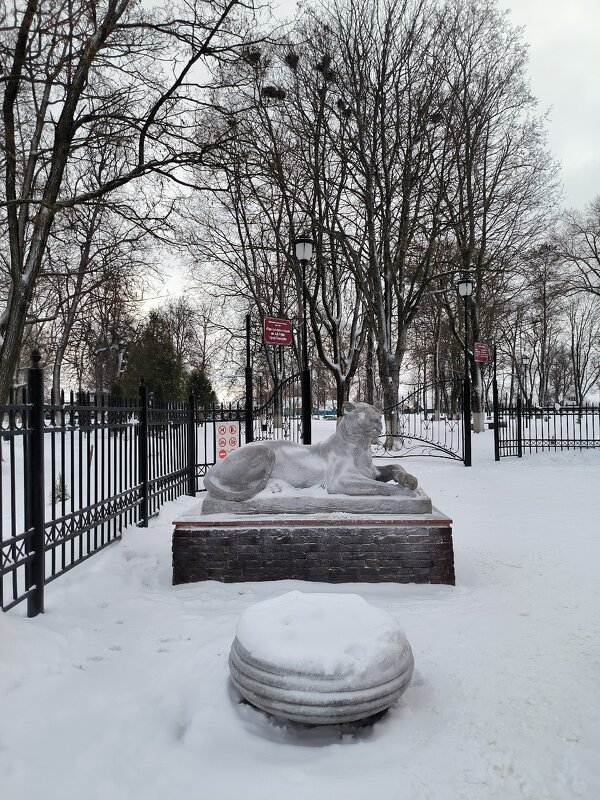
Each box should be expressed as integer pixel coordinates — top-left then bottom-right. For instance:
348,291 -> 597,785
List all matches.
235,590 -> 411,680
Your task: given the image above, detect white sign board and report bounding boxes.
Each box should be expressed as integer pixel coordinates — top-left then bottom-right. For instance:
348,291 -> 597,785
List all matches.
217,421 -> 239,459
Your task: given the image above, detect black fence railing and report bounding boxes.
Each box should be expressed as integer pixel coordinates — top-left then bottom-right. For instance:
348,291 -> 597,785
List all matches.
494,397 -> 600,458
1,353 -> 244,615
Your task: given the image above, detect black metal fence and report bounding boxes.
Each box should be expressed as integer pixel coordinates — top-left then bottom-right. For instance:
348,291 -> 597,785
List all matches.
1,353 -> 244,615
493,396 -> 600,458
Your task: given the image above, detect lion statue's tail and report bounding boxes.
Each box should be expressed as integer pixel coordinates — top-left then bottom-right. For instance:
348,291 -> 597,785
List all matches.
204,445 -> 275,501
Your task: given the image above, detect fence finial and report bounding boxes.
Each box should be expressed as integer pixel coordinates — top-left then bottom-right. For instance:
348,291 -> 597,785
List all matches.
31,349 -> 41,366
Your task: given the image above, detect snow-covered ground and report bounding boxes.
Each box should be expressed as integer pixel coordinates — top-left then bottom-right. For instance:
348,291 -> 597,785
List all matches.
1,426 -> 599,800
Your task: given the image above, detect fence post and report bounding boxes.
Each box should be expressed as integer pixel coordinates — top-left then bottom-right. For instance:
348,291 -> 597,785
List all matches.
245,314 -> 254,443
26,350 -> 45,617
187,393 -> 196,496
138,379 -> 149,526
492,346 -> 500,462
516,395 -> 523,458
301,369 -> 312,445
245,368 -> 254,444
463,377 -> 472,467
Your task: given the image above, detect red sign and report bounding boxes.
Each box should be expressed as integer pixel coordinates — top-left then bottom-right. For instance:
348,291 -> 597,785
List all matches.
218,449 -> 227,459
263,316 -> 293,346
474,343 -> 490,363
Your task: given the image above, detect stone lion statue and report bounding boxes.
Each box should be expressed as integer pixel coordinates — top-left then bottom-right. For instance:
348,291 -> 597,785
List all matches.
204,401 -> 418,501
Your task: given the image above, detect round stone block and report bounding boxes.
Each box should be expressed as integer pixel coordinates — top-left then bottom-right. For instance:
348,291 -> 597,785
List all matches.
229,591 -> 414,724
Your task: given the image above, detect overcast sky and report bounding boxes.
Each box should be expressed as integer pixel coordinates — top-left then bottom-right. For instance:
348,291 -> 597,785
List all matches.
500,0 -> 599,209
273,0 -> 599,211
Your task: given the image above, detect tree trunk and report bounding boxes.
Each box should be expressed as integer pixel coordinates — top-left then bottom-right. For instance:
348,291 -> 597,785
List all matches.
0,288 -> 34,401
365,329 -> 375,405
471,360 -> 485,433
335,379 -> 346,425
377,344 -> 401,450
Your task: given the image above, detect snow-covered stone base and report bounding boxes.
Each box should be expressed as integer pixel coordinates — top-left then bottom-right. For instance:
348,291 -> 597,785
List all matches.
172,511 -> 455,585
201,485 -> 432,515
229,591 -> 415,724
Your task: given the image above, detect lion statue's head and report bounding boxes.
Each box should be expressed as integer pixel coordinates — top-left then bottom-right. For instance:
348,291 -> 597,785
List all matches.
340,401 -> 384,443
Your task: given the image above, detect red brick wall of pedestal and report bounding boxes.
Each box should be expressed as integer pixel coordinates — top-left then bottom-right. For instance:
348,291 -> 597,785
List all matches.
172,514 -> 455,586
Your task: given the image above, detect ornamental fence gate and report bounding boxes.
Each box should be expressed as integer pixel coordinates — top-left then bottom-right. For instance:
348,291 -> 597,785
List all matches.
0,352 -> 244,615
246,374 -> 467,461
372,379 -> 466,462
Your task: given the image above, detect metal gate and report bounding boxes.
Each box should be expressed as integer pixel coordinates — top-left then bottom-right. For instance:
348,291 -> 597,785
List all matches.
252,372 -> 304,443
372,380 -> 466,461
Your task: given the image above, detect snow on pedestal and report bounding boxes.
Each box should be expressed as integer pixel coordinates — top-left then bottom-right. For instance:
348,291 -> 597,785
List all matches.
229,591 -> 414,724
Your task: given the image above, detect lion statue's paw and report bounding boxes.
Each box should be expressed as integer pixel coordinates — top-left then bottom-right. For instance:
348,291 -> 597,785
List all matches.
397,471 -> 418,491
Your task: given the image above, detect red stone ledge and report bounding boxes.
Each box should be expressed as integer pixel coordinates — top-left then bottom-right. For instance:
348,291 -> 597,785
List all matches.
173,511 -> 452,529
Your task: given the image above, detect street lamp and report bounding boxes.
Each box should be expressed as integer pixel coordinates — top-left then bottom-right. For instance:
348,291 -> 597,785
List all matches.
456,277 -> 474,467
294,237 -> 313,265
294,235 -> 314,445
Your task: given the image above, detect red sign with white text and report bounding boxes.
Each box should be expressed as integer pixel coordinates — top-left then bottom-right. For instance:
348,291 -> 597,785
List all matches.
263,316 -> 293,346
474,343 -> 490,363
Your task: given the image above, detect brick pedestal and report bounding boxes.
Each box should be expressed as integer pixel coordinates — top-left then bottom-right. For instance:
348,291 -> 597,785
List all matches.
172,511 -> 454,586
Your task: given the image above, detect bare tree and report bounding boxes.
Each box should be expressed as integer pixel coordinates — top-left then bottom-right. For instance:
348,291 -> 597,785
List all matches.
187,35 -> 369,413
160,296 -> 223,382
42,192 -> 158,396
548,346 -> 573,406
436,0 -> 558,430
518,246 -> 565,406
566,297 -> 600,405
559,196 -> 600,299
278,0 -> 454,444
0,0 -> 268,400
185,168 -> 301,388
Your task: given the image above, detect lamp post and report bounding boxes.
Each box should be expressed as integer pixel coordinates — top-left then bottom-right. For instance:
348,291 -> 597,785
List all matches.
457,277 -> 474,467
244,313 -> 254,443
294,236 -> 314,445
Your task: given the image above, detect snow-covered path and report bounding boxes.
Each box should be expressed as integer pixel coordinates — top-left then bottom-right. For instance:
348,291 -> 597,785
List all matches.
1,432 -> 598,800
